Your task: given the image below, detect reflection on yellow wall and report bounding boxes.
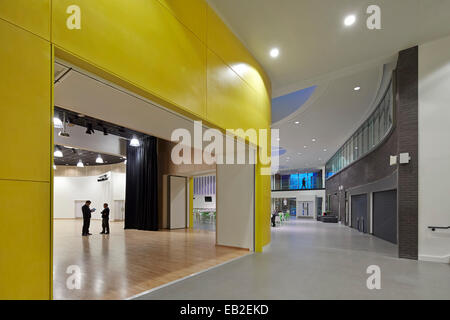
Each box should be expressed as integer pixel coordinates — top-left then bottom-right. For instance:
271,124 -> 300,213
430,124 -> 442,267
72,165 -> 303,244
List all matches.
1,0 -> 271,299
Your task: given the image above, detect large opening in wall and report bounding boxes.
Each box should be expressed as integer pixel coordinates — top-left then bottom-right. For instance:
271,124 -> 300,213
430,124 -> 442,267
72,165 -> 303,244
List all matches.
52,58 -> 254,300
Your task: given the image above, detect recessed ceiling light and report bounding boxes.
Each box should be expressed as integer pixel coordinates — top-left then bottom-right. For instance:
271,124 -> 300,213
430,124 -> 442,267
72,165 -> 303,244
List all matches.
354,86 -> 361,91
344,15 -> 356,26
312,138 -> 316,142
295,121 -> 300,125
270,48 -> 280,58
304,146 -> 307,149
323,149 -> 327,152
298,153 -> 302,155
277,138 -> 281,141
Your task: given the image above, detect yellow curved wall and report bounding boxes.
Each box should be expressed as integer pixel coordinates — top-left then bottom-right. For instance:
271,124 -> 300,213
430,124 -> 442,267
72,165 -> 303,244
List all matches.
0,0 -> 271,299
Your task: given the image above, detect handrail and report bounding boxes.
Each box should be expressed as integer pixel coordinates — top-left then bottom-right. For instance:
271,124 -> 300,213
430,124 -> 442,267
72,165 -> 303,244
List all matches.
428,226 -> 450,232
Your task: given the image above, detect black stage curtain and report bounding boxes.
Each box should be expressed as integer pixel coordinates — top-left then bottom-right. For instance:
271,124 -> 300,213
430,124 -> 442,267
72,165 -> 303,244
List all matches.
124,136 -> 158,231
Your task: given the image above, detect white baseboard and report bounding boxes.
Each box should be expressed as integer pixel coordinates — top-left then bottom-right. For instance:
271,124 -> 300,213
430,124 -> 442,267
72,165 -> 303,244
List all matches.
419,254 -> 450,264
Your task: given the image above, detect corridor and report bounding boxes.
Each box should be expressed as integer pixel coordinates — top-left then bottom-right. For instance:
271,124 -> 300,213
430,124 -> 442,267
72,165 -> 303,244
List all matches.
135,220 -> 450,300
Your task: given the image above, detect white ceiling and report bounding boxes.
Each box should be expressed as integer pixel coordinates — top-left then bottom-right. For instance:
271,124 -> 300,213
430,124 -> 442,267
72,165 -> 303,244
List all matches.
208,0 -> 450,172
208,0 -> 450,96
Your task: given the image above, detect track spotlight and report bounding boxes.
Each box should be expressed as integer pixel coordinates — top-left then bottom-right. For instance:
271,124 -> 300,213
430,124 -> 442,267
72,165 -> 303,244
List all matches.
130,137 -> 140,147
96,155 -> 104,164
53,117 -> 63,129
103,127 -> 108,136
77,160 -> 84,168
85,123 -> 95,135
58,112 -> 70,137
54,147 -> 63,158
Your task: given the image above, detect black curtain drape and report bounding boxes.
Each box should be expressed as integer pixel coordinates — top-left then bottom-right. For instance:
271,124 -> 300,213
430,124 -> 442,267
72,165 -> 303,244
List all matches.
124,136 -> 158,231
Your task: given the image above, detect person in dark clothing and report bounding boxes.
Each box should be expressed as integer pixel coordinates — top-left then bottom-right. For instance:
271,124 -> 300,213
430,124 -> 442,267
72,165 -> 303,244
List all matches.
82,201 -> 94,236
100,203 -> 110,235
302,177 -> 307,189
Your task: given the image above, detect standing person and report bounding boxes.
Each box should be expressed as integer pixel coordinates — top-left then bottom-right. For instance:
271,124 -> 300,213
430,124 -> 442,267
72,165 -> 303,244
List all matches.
82,201 -> 94,236
302,177 -> 307,189
100,203 -> 110,235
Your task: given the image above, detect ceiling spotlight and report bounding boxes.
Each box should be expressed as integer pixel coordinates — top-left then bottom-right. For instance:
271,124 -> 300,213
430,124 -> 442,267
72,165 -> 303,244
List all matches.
96,155 -> 104,164
354,86 -> 361,91
77,160 -> 84,168
344,15 -> 356,26
53,117 -> 63,129
54,147 -> 63,158
270,48 -> 280,58
130,137 -> 140,147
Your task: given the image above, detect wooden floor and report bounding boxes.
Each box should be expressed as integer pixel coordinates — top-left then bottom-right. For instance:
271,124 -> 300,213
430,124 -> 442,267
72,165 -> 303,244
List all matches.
53,219 -> 249,300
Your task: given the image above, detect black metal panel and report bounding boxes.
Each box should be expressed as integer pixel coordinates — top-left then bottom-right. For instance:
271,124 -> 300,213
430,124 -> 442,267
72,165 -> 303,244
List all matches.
351,194 -> 368,233
373,190 -> 398,244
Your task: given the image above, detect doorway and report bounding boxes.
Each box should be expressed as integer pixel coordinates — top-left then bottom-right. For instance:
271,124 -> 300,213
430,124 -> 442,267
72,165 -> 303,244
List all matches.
52,59 -> 253,300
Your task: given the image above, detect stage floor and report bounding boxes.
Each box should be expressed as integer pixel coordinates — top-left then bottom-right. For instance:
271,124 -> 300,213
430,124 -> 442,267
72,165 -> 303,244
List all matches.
53,219 -> 248,300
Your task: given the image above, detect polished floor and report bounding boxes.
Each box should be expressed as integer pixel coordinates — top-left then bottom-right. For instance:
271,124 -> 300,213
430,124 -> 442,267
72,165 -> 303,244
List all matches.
53,219 -> 248,300
193,218 -> 216,231
136,219 -> 450,300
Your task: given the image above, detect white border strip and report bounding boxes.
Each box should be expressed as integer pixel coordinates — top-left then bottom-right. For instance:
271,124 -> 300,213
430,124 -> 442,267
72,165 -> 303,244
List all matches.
126,252 -> 253,300
419,254 -> 450,264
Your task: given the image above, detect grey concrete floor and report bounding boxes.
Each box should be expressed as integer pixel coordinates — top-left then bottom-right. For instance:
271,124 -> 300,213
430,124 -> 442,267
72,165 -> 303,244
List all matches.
135,219 -> 450,300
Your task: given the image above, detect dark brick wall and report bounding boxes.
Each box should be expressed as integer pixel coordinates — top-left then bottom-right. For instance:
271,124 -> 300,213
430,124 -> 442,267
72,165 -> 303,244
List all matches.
325,46 -> 419,260
396,47 -> 419,260
326,127 -> 398,223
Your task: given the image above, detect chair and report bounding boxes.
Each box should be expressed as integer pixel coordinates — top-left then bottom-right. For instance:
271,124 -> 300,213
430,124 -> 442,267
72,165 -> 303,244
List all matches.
275,215 -> 281,226
284,212 -> 290,222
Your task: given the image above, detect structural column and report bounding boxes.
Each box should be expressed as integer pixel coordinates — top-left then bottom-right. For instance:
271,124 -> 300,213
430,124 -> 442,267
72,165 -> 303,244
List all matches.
396,46 -> 419,260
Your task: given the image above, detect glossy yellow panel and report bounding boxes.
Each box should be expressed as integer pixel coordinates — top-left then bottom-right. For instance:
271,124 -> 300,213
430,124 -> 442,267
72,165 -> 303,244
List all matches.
0,180 -> 51,299
158,0 -> 207,43
0,0 -> 50,40
207,49 -> 260,132
0,19 -> 51,182
207,7 -> 270,100
52,0 -> 207,118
